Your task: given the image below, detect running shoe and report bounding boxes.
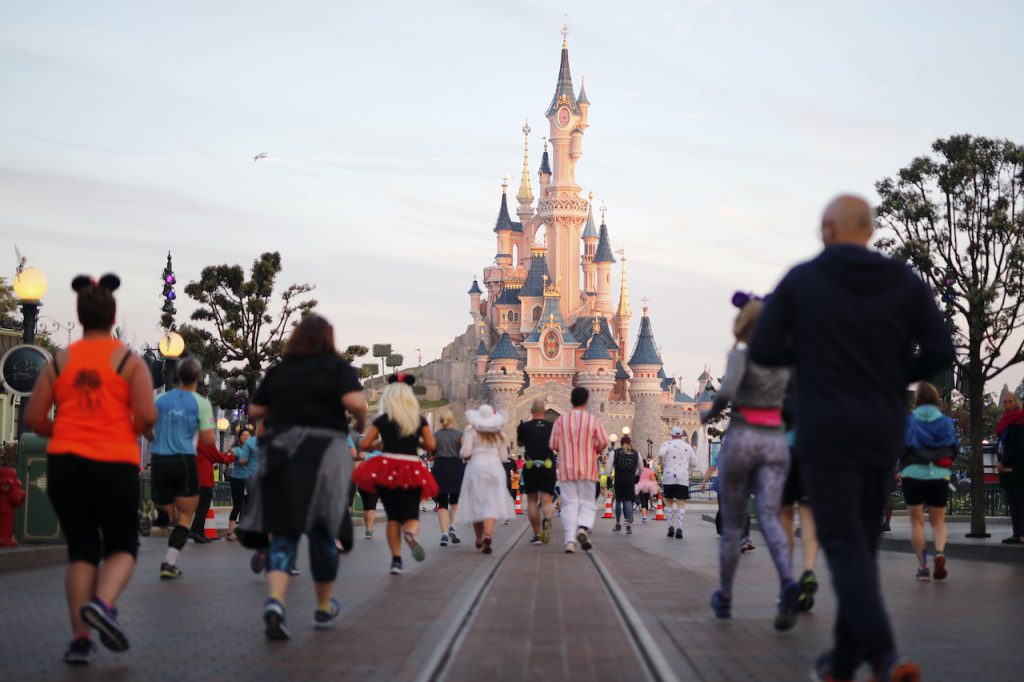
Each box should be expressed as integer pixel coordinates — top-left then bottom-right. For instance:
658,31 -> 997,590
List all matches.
915,566 -> 930,582
576,527 -> 593,551
448,527 -> 461,544
504,519 -> 510,525
540,518 -> 552,544
482,536 -> 493,554
389,557 -> 403,575
625,525 -> 632,535
80,598 -> 129,652
675,527 -> 683,539
528,535 -> 542,545
404,531 -> 426,561
613,523 -> 622,532
440,534 -> 450,547
933,553 -> 947,580
263,599 -> 290,640
881,522 -> 892,533
809,652 -> 852,682
191,533 -> 211,544
740,539 -> 756,553
289,568 -> 301,577
798,569 -> 818,612
564,541 -> 577,554
159,562 -> 183,580
710,590 -> 731,619
667,525 -> 675,538
313,598 -> 341,630
365,529 -> 373,540
641,516 -> 647,523
250,550 -> 267,574
63,637 -> 96,665
774,580 -> 802,632
874,654 -> 922,682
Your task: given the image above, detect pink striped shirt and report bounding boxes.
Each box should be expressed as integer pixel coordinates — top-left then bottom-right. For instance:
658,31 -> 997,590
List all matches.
549,409 -> 608,481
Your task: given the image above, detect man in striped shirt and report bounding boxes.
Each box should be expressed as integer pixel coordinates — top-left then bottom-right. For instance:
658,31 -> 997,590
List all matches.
549,387 -> 609,553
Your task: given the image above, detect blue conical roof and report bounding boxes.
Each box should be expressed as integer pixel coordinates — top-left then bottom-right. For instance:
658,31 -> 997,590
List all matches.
582,204 -> 598,240
615,361 -> 630,380
495,284 -> 521,306
527,294 -> 577,344
577,79 -> 590,105
582,333 -> 611,360
628,315 -> 663,367
546,45 -> 581,117
489,332 -> 519,360
539,149 -> 551,175
520,250 -> 550,297
476,340 -> 488,356
468,279 -> 483,295
568,316 -> 619,351
493,191 -> 514,233
594,221 -> 615,263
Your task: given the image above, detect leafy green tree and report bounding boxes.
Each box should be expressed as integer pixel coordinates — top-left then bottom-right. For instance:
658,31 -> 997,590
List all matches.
360,363 -> 379,380
372,343 -> 392,377
179,251 -> 316,408
386,353 -> 403,373
341,344 -> 369,363
0,277 -> 17,325
875,134 -> 1024,536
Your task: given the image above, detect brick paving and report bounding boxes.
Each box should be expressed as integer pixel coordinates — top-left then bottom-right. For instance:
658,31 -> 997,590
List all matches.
1,504 -> 1021,682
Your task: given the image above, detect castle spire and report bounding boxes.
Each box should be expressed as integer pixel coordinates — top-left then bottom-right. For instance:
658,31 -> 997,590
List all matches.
582,195 -> 598,240
539,137 -> 551,175
629,299 -> 663,367
546,18 -> 581,118
616,252 -> 632,318
517,119 -> 533,204
493,178 -> 514,233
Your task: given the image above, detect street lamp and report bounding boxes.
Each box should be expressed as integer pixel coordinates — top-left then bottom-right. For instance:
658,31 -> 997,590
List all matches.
646,438 -> 653,459
622,426 -> 631,437
158,330 -> 185,390
12,266 -> 48,439
608,432 -> 618,455
217,417 -> 230,451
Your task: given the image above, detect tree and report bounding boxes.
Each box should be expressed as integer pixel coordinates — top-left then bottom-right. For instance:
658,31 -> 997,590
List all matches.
179,252 -> 316,408
372,344 -> 392,377
360,363 -> 379,380
386,353 -> 404,373
0,277 -> 17,325
341,345 -> 369,363
874,134 -> 1024,536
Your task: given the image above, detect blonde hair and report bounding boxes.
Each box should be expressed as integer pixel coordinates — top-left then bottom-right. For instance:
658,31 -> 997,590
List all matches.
733,300 -> 764,343
379,382 -> 421,437
437,409 -> 455,429
1003,392 -> 1022,410
473,428 -> 504,446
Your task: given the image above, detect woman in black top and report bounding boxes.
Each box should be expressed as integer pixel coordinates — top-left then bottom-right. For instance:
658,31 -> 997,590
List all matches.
430,409 -> 464,546
353,374 -> 438,575
242,314 -> 368,640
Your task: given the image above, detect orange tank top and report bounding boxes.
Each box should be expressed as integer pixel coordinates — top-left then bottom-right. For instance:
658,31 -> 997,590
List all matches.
47,338 -> 140,465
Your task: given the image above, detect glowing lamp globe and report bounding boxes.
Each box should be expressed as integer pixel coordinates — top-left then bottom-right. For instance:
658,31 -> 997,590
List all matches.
13,267 -> 48,303
609,433 -> 618,444
216,417 -> 230,431
158,331 -> 185,359
621,426 -> 631,436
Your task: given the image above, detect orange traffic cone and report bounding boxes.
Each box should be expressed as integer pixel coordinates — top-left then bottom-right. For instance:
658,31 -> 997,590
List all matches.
515,492 -> 523,515
203,508 -> 218,540
654,495 -> 666,521
603,491 -> 614,519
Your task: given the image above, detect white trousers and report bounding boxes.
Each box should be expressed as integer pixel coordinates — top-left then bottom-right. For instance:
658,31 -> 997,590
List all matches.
560,479 -> 598,545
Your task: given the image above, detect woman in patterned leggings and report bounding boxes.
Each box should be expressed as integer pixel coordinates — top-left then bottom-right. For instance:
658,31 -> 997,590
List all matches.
700,294 -> 801,632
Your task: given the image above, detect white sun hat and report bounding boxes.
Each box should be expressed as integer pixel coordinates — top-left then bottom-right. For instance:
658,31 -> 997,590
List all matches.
465,404 -> 508,433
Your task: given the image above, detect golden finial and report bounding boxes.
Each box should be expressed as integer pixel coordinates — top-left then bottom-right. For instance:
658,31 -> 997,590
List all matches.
642,296 -> 650,316
592,309 -> 602,335
542,136 -> 548,152
518,118 -> 533,203
522,119 -> 531,137
502,174 -> 511,193
562,14 -> 569,48
600,202 -> 607,223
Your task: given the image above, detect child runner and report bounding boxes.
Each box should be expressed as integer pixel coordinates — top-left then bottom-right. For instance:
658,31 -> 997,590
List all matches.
701,293 -> 801,631
458,405 -> 515,553
635,459 -> 660,523
354,374 -> 438,575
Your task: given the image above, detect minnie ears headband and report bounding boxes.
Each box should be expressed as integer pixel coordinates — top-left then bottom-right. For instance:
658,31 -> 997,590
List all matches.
387,373 -> 416,387
731,291 -> 771,309
71,274 -> 121,294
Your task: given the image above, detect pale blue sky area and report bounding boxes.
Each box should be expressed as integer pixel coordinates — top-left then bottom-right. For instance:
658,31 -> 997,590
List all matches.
2,1 -> 1023,392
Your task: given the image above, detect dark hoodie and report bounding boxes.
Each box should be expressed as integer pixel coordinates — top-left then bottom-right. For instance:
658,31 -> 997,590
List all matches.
749,244 -> 954,471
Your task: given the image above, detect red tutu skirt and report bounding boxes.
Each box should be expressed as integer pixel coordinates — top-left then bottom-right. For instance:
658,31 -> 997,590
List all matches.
352,454 -> 439,500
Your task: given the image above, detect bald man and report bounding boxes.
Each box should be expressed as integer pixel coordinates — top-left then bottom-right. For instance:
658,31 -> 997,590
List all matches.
750,195 -> 953,682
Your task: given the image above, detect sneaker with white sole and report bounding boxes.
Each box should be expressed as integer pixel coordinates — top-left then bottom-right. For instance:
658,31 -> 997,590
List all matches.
263,599 -> 290,640
80,599 -> 129,652
403,531 -> 425,561
440,534 -> 450,547
540,518 -> 552,544
576,527 -> 592,551
313,598 -> 340,630
564,541 -> 577,554
448,527 -> 461,544
63,637 -> 96,665
389,557 -> 403,575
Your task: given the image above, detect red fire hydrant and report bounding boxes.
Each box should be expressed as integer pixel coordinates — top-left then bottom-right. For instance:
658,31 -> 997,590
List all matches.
0,467 -> 27,547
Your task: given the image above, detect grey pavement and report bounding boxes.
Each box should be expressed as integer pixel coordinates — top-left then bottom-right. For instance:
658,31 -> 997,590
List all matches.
0,503 -> 1021,682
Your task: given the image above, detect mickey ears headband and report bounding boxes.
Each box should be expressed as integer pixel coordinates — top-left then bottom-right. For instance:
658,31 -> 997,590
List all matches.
387,373 -> 416,387
71,274 -> 121,294
731,290 -> 770,309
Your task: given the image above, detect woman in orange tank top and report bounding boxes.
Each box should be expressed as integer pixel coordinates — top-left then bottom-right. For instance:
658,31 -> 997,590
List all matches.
25,274 -> 156,664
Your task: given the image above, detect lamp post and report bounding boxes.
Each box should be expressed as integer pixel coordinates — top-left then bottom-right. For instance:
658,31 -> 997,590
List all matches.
646,438 -> 653,460
217,417 -> 230,452
608,432 -> 618,455
13,266 -> 48,439
158,330 -> 185,391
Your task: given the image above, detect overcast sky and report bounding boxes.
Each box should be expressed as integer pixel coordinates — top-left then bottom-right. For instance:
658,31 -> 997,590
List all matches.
3,1 -> 1023,394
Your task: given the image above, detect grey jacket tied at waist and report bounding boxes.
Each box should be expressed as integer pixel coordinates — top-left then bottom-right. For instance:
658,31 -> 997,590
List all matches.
702,346 -> 790,430
239,426 -> 353,542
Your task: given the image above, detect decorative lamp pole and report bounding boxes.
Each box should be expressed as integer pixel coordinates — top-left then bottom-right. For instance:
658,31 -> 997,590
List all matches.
158,330 -> 185,390
216,417 -> 230,451
12,266 -> 48,439
157,252 -> 183,390
608,432 -> 618,455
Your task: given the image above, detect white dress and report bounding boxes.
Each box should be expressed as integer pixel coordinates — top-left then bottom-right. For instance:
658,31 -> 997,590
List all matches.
457,429 -> 515,523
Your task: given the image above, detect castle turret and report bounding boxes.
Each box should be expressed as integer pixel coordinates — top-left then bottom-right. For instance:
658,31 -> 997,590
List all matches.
581,196 -> 598,299
475,332 -> 489,380
538,140 -> 552,200
577,76 -> 590,130
493,179 -> 514,268
577,316 -> 615,417
518,238 -> 551,335
485,329 -> 525,436
523,277 -> 579,385
615,253 -> 632,353
468,278 -> 483,324
593,206 -> 616,316
628,301 -> 665,454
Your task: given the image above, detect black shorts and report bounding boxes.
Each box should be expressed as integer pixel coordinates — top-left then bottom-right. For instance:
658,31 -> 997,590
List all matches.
359,489 -> 379,512
434,493 -> 460,509
663,484 -> 690,500
48,455 -> 139,565
782,454 -> 806,506
522,467 -> 557,496
901,477 -> 949,508
151,454 -> 199,504
377,487 -> 420,523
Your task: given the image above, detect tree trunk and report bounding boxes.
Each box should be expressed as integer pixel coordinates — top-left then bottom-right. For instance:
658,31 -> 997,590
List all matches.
967,331 -> 988,537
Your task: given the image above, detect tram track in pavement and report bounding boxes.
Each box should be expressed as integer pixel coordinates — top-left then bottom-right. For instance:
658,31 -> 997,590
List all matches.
415,519 -> 687,682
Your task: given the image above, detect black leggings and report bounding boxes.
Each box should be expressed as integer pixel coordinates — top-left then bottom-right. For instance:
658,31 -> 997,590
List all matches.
434,493 -> 460,509
48,454 -> 139,565
229,477 -> 248,522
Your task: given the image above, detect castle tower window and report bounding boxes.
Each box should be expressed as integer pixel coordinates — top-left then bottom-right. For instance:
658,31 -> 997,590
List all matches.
533,306 -> 542,321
